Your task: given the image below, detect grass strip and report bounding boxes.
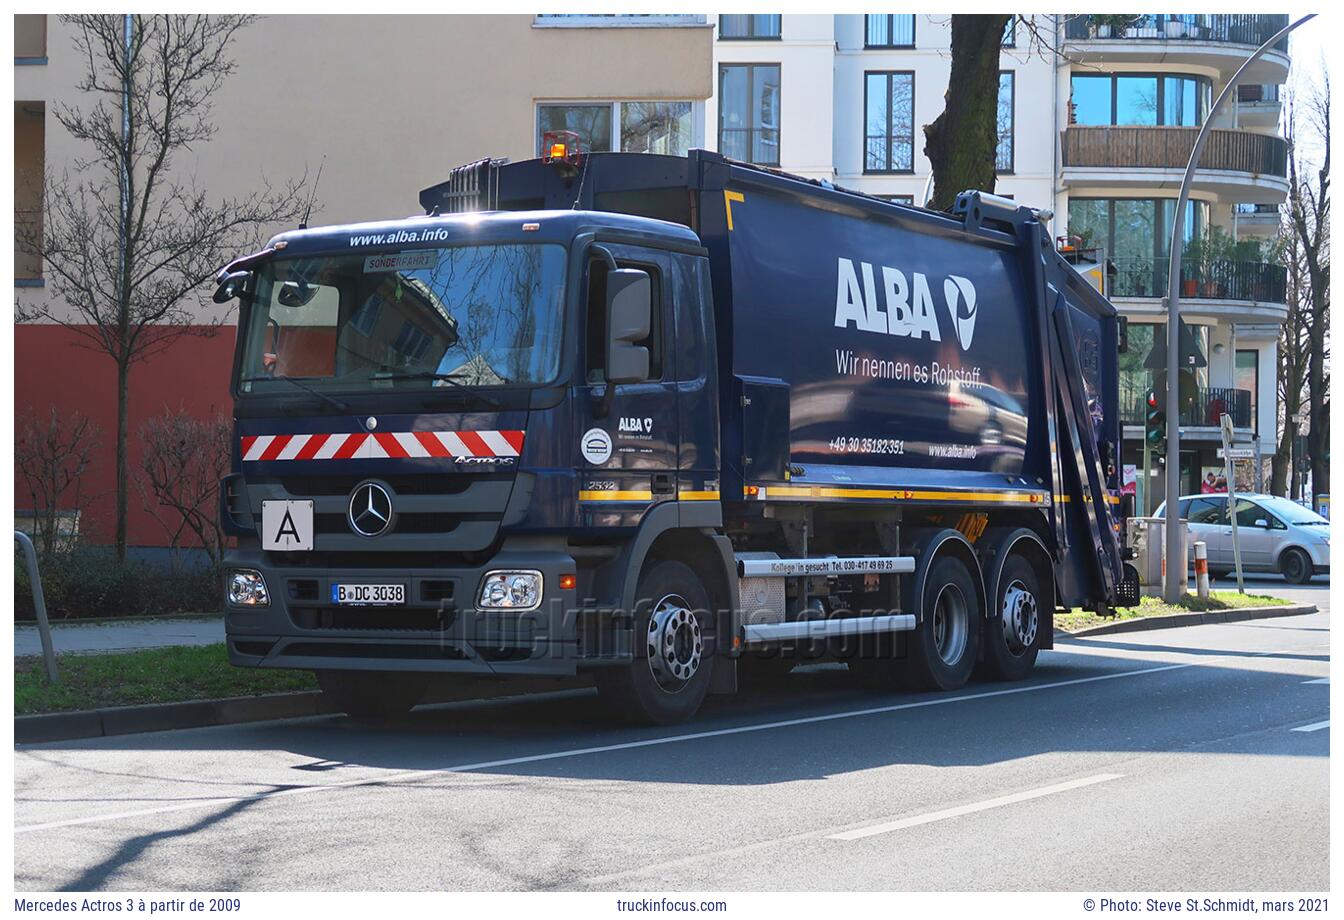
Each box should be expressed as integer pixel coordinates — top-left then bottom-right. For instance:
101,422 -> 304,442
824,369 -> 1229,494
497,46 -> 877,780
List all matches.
15,644 -> 314,715
1057,590 -> 1291,633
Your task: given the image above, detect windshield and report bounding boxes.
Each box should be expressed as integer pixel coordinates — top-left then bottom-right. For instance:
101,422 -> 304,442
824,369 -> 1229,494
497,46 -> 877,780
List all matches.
238,244 -> 566,393
1256,495 -> 1330,526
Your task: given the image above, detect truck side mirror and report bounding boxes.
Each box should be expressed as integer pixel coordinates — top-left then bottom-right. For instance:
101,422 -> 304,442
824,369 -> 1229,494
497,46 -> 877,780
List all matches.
605,268 -> 651,385
212,270 -> 251,304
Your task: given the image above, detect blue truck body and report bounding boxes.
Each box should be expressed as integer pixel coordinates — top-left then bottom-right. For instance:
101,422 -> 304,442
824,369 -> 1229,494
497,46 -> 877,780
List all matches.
219,150 -> 1133,723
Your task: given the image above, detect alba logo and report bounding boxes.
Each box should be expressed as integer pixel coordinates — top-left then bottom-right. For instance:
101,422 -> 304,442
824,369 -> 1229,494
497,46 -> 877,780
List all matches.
833,257 -> 979,352
943,275 -> 977,351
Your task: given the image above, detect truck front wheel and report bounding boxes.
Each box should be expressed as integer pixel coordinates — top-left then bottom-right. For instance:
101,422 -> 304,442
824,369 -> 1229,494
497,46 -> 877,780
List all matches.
977,554 -> 1042,682
595,560 -> 715,725
316,670 -> 429,721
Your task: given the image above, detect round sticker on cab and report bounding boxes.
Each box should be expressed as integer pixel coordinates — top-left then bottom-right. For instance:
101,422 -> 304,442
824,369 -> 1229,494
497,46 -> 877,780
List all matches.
581,428 -> 613,465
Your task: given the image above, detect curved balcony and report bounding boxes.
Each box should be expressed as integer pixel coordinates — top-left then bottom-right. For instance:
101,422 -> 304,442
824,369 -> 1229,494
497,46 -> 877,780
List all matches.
1061,126 -> 1289,204
1107,257 -> 1287,325
1063,15 -> 1290,85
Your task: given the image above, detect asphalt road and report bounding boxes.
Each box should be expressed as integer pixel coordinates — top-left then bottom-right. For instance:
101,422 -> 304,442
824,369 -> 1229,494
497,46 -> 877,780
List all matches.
14,580 -> 1329,892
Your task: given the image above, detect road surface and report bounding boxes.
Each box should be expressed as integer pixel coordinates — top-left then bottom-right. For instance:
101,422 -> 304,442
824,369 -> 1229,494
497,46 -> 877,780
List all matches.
14,581 -> 1328,891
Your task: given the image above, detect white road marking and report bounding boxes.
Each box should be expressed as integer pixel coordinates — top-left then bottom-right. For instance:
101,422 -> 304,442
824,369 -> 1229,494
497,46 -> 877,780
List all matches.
1303,677 -> 1329,685
828,773 -> 1124,841
14,639 -> 1325,835
15,662 -> 1192,834
1292,720 -> 1329,733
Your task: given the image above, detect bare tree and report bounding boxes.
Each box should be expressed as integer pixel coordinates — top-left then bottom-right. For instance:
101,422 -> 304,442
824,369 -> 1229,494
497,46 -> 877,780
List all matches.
1284,73 -> 1330,505
1272,220 -> 1311,498
16,15 -> 308,560
138,408 -> 232,567
16,408 -> 100,558
923,14 -> 1013,211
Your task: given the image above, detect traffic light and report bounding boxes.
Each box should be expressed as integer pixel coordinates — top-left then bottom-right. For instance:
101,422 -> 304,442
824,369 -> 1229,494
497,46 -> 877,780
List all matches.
1144,390 -> 1166,453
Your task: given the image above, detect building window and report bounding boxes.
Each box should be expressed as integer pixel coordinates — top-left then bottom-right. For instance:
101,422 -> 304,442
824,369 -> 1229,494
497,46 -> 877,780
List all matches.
1002,16 -> 1017,47
719,14 -> 781,40
864,71 -> 914,173
875,194 -> 915,205
1067,197 -> 1211,298
15,14 -> 47,63
865,14 -> 915,48
1235,349 -> 1258,433
719,64 -> 781,165
538,104 -> 614,154
620,102 -> 694,155
1070,73 -> 1211,127
537,102 -> 695,156
15,102 -> 45,284
997,72 -> 1015,174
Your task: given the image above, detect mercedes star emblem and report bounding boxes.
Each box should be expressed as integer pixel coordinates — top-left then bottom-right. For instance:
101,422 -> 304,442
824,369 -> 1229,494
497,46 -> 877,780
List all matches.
348,481 -> 393,537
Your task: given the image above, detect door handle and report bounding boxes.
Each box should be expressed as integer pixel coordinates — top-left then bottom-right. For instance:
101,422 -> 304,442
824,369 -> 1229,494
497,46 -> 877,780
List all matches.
651,473 -> 675,495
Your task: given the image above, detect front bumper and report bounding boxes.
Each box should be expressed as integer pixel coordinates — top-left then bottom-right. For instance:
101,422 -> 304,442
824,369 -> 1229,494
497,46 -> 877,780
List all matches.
223,546 -> 595,676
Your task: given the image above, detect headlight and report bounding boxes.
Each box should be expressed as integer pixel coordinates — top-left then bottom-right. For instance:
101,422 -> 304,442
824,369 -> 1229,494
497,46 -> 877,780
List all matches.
478,570 -> 542,611
227,569 -> 270,607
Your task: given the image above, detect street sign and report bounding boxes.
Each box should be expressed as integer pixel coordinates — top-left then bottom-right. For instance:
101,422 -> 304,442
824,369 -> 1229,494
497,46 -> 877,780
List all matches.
1217,447 -> 1256,460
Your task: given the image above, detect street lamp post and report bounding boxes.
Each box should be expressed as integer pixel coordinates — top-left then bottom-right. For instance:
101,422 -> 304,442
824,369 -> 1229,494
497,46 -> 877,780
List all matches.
1162,14 -> 1315,602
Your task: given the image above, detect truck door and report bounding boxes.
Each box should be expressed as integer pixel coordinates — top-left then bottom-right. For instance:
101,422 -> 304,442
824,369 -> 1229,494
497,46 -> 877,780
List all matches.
576,244 -> 680,519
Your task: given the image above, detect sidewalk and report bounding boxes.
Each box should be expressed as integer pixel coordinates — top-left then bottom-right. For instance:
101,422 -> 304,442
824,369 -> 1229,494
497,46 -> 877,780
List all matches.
15,615 -> 224,656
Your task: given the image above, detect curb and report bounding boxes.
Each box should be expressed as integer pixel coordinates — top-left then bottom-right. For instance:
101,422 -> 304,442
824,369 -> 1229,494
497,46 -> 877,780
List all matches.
1058,603 -> 1318,638
15,675 -> 589,744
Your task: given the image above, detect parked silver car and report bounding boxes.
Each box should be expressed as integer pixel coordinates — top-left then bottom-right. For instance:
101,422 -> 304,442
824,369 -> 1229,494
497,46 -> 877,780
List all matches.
1155,493 -> 1330,584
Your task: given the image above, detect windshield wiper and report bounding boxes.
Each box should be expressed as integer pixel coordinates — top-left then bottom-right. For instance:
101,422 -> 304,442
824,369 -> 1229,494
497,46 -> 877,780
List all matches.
372,372 -> 505,409
240,374 -> 350,412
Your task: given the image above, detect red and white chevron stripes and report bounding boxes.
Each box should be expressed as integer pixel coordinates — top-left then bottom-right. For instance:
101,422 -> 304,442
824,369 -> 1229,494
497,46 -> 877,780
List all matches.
239,430 -> 524,462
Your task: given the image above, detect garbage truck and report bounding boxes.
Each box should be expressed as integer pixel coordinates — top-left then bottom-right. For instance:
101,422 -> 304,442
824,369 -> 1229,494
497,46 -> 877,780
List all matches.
215,147 -> 1137,724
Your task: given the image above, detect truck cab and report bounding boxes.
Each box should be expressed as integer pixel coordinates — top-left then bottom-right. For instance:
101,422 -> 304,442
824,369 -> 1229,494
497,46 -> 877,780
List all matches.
221,209 -> 730,719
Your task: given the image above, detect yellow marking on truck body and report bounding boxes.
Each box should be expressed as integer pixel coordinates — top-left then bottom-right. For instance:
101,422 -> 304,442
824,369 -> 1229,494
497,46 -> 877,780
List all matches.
579,490 -> 654,502
758,484 -> 1049,505
724,190 -> 745,230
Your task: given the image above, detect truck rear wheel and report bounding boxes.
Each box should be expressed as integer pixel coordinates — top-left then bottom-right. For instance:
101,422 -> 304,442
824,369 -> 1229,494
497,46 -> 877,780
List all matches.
977,554 -> 1042,682
594,560 -> 715,725
851,555 -> 981,692
316,670 -> 429,721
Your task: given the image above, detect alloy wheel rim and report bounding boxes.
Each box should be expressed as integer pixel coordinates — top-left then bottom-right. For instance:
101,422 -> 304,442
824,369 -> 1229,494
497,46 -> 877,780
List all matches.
646,593 -> 702,693
1000,580 -> 1038,654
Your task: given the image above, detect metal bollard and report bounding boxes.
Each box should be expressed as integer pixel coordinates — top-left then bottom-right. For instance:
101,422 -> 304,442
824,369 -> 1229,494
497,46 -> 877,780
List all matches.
14,531 -> 60,684
1193,540 -> 1210,600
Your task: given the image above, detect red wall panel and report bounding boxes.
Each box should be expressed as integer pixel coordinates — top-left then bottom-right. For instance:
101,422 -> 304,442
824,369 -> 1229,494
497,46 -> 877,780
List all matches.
14,324 -> 238,547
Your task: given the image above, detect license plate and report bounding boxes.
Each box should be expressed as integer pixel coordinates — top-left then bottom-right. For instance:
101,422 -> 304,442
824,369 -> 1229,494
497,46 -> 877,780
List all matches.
331,584 -> 405,606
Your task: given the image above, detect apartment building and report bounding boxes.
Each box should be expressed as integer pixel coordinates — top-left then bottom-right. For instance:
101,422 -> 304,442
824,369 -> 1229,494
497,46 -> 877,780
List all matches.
704,14 -> 1291,509
13,13 -> 712,548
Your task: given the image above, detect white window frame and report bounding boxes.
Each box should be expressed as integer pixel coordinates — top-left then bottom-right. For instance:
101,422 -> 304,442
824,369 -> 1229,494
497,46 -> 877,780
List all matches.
535,100 -> 704,157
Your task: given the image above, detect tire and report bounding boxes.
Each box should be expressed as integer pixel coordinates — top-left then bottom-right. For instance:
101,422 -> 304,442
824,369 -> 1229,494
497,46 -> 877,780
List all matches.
316,670 -> 429,721
1280,547 -> 1313,585
594,560 -> 715,724
852,554 -> 981,692
977,553 -> 1042,682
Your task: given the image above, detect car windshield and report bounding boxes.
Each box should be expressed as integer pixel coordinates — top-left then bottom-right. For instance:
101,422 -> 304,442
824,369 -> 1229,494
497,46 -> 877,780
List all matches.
1255,495 -> 1330,526
238,244 -> 566,393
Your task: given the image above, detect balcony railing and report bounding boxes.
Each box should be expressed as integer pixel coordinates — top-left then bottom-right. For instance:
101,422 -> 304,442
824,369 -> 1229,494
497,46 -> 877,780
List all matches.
1121,383 -> 1253,429
1109,258 -> 1286,303
1061,126 -> 1288,178
1237,83 -> 1280,104
1064,15 -> 1289,52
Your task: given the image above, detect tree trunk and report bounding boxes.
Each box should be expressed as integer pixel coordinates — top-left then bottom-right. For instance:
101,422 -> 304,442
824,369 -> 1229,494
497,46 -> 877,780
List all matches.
1307,296 -> 1328,507
115,358 -> 130,561
923,14 -> 1011,212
